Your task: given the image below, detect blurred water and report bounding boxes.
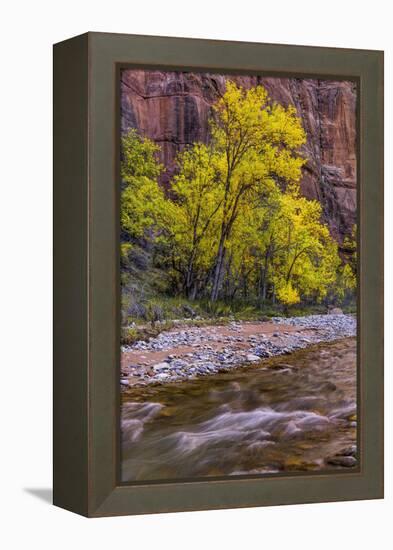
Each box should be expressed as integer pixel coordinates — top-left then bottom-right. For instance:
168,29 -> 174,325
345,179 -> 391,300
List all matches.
121,338 -> 357,481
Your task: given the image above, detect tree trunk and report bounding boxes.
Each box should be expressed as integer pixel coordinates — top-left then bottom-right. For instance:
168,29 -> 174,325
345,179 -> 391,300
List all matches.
185,251 -> 196,298
189,283 -> 198,301
210,237 -> 226,302
259,250 -> 270,305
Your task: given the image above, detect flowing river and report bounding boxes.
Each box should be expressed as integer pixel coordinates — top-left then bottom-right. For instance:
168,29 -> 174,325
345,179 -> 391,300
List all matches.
121,337 -> 357,482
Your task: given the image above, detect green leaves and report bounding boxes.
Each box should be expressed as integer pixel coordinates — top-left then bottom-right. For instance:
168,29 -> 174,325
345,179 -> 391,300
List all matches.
120,130 -> 166,240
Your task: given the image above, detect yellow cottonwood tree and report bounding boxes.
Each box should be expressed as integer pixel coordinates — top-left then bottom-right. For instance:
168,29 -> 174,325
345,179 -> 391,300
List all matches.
208,81 -> 306,300
120,85 -> 354,312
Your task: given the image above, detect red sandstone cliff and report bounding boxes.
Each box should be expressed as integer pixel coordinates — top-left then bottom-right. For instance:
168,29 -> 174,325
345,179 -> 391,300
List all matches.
121,70 -> 357,241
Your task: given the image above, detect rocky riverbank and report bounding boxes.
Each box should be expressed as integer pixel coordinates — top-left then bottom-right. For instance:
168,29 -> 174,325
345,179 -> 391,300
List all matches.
120,314 -> 356,388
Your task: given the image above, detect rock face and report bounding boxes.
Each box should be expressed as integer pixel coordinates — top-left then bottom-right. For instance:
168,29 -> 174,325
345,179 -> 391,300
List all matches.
121,70 -> 357,242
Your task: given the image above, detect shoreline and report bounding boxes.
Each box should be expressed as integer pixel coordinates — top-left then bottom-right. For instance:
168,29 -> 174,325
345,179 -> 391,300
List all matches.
120,313 -> 356,388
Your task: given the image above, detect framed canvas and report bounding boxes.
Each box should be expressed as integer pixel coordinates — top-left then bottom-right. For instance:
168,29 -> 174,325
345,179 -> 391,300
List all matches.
53,32 -> 384,517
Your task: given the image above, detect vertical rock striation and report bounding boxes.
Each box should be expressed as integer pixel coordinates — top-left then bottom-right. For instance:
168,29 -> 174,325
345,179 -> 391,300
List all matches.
121,70 -> 357,242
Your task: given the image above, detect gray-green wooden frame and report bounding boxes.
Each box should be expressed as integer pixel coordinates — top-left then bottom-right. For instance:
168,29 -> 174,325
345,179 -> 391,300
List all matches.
53,32 -> 383,517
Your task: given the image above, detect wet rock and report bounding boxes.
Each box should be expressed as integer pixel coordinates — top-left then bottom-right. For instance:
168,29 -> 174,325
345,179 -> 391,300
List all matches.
297,414 -> 330,431
282,421 -> 302,438
339,445 -> 357,457
320,381 -> 337,392
330,403 -> 357,420
327,455 -> 357,467
246,354 -> 261,362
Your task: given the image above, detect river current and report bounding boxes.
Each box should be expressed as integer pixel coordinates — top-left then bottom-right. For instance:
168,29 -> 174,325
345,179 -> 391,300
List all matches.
121,337 -> 357,482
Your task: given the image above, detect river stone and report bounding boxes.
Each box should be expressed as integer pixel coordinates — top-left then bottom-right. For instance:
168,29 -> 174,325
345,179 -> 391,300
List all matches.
156,372 -> 170,380
282,421 -> 302,438
297,414 -> 330,431
153,362 -> 170,372
246,354 -> 260,362
320,381 -> 337,392
339,445 -> 357,457
327,455 -> 357,467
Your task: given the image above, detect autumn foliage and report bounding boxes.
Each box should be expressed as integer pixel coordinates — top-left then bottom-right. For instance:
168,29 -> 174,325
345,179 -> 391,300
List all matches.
120,82 -> 356,310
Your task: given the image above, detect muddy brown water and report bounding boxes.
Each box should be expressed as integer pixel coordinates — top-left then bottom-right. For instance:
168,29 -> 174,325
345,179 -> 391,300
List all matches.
121,337 -> 357,482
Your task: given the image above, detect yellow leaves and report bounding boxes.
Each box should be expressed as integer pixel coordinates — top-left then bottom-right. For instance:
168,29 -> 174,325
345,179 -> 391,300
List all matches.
120,86 -> 354,306
172,143 -> 222,227
266,192 -> 343,305
212,81 -> 269,140
268,103 -> 307,149
121,176 -> 167,238
211,81 -> 306,171
120,242 -> 132,258
276,283 -> 301,306
334,262 -> 356,300
121,128 -> 162,181
206,82 -> 306,265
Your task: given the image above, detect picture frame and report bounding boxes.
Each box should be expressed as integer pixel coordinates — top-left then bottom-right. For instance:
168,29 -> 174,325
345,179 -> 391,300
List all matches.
53,32 -> 383,517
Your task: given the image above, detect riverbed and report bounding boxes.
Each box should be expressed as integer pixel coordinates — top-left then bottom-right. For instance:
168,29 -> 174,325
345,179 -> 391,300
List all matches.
121,314 -> 356,386
121,337 -> 357,482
